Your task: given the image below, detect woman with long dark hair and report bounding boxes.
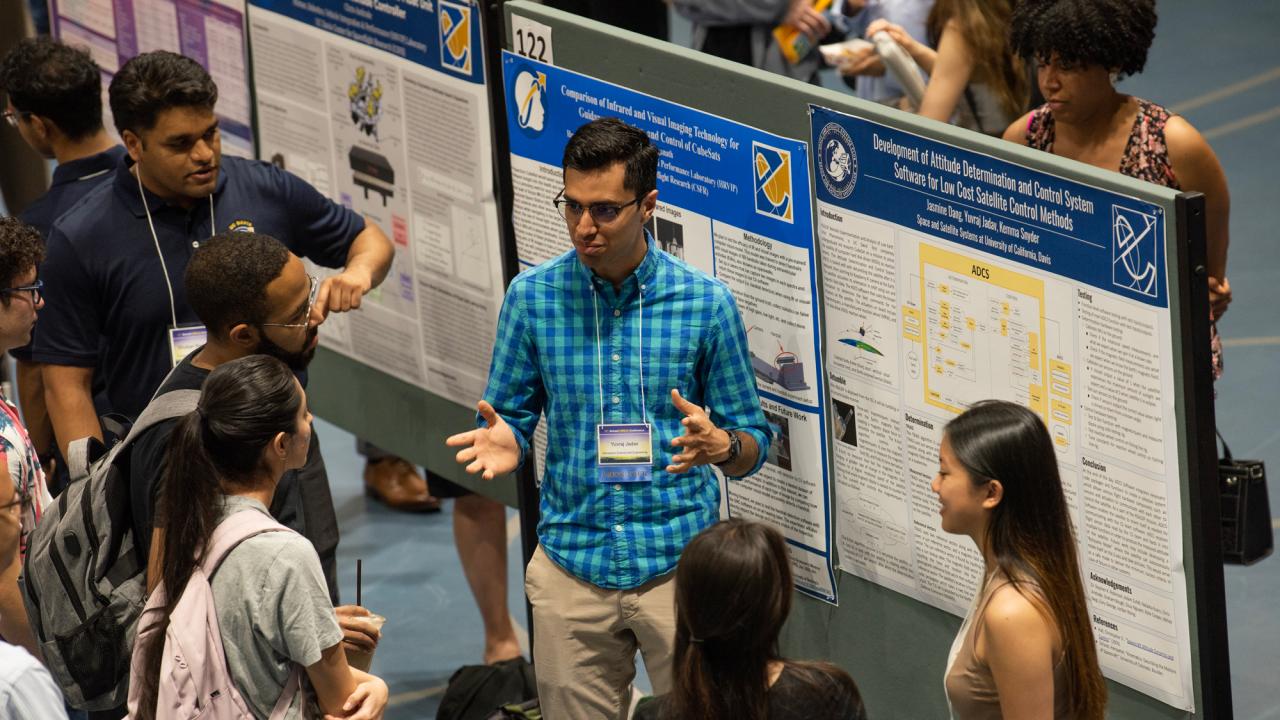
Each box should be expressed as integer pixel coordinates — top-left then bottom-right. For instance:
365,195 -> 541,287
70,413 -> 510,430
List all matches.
860,0 -> 1029,135
1003,0 -> 1230,380
635,518 -> 866,720
132,355 -> 387,720
936,400 -> 1105,719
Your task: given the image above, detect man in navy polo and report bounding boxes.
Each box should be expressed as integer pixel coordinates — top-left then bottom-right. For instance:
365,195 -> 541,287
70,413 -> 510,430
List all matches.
1,37 -> 125,488
33,51 -> 394,599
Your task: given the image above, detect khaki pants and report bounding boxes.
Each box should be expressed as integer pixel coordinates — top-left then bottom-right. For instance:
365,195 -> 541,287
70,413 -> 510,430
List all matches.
525,545 -> 677,719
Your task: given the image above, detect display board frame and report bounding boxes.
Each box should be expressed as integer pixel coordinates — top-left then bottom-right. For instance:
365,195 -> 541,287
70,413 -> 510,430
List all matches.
497,3 -> 1229,717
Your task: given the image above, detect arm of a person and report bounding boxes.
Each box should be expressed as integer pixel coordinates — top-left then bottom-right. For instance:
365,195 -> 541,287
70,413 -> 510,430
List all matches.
1002,111 -> 1035,144
305,642 -> 359,716
916,20 -> 974,123
866,18 -> 937,74
0,552 -> 37,655
478,286 -> 546,462
317,220 -> 395,316
1166,116 -> 1232,307
980,587 -> 1058,720
14,362 -> 52,466
43,365 -> 99,462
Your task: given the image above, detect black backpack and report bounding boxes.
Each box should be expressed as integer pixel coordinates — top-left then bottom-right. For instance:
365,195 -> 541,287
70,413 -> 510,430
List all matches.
437,657 -> 539,720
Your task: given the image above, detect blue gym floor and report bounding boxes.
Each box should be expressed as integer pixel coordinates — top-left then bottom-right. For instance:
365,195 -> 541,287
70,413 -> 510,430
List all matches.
2,2 -> 1275,717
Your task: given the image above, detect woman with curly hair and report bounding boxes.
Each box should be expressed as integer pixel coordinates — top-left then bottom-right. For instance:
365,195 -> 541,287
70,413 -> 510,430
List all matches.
634,518 -> 866,720
936,401 -> 1106,720
861,0 -> 1029,135
1004,0 -> 1231,378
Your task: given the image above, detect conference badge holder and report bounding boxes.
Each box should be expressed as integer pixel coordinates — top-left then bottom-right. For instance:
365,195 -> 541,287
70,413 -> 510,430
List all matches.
597,423 -> 653,484
169,325 -> 208,368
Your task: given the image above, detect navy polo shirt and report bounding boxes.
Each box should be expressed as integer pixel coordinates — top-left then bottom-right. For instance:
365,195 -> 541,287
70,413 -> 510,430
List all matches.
11,145 -> 126,365
33,154 -> 363,420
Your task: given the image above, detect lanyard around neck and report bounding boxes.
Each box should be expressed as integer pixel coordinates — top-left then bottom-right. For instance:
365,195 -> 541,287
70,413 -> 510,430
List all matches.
591,282 -> 648,426
136,167 -> 215,328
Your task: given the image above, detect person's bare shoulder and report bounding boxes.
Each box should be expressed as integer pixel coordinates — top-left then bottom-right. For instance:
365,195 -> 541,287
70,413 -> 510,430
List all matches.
1002,111 -> 1034,144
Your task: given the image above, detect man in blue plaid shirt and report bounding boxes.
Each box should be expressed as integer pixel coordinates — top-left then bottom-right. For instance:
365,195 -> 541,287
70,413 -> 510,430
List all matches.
448,117 -> 770,717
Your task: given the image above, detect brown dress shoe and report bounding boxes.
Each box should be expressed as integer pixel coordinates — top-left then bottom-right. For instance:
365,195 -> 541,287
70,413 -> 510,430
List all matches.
363,457 -> 443,512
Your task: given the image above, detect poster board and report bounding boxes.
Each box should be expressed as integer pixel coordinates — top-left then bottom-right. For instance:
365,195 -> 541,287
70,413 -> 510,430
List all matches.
501,3 -> 1228,717
246,0 -> 508,409
502,53 -> 837,602
49,0 -> 255,156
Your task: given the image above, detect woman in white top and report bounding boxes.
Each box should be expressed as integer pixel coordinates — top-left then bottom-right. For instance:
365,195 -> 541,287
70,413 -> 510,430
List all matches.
935,400 -> 1105,719
133,355 -> 387,719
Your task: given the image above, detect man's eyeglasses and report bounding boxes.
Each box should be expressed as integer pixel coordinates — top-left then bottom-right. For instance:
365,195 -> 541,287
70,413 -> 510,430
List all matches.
260,275 -> 318,330
0,484 -> 30,513
2,109 -> 31,128
0,279 -> 42,305
553,190 -> 643,225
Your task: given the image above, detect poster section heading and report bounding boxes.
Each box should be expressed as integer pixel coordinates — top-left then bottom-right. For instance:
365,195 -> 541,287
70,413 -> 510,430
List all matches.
502,52 -> 835,603
251,0 -> 485,82
503,53 -> 813,249
812,110 -> 1168,309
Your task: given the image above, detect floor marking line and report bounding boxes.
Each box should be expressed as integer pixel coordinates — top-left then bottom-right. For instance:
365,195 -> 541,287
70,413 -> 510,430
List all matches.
1222,335 -> 1280,348
1203,104 -> 1280,140
1170,66 -> 1280,114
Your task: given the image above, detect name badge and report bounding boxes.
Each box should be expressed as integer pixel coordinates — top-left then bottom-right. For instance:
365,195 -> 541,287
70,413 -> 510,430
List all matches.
597,423 -> 653,484
168,325 -> 208,368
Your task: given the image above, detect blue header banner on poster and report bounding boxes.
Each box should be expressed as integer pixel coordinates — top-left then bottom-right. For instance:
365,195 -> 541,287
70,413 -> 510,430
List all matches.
503,53 -> 814,249
810,107 -> 1168,308
250,0 -> 485,82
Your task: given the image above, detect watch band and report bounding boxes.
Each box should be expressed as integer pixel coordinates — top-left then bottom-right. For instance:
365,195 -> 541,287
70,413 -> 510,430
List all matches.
714,429 -> 741,468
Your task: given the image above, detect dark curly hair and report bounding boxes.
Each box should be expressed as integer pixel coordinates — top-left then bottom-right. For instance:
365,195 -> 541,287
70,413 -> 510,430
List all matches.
0,217 -> 45,304
1010,0 -> 1157,79
0,37 -> 104,140
185,232 -> 289,335
109,51 -> 218,137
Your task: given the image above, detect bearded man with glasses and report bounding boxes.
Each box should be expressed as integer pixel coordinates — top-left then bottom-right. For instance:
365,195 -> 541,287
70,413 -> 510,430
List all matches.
449,117 -> 771,718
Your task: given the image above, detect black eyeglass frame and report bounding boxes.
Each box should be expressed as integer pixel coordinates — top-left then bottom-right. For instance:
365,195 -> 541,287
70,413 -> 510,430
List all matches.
553,190 -> 645,224
0,279 -> 43,305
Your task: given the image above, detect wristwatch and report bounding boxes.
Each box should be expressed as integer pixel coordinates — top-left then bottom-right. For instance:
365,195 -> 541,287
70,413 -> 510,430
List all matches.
714,429 -> 741,469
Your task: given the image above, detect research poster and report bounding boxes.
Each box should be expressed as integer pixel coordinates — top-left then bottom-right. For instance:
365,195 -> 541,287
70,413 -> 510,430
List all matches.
504,52 -> 836,603
247,0 -> 506,405
811,106 -> 1193,709
49,0 -> 255,156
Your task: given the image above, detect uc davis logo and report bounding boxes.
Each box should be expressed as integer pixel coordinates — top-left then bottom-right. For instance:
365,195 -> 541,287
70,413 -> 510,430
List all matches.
1111,205 -> 1159,297
817,122 -> 857,200
511,68 -> 547,135
753,142 -> 793,223
439,1 -> 472,75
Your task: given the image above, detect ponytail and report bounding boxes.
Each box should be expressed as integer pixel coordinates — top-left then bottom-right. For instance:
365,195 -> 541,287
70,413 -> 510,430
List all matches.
134,355 -> 302,720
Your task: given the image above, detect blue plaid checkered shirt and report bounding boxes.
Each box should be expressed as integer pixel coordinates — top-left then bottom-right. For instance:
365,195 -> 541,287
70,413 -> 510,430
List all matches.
483,237 -> 771,589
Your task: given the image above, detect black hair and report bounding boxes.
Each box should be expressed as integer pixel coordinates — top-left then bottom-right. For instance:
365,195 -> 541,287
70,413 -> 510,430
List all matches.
0,217 -> 44,306
108,50 -> 218,137
185,232 -> 290,335
1010,0 -> 1157,78
562,117 -> 658,196
0,37 -> 104,140
945,400 -> 1107,719
135,355 -> 302,720
669,519 -> 866,720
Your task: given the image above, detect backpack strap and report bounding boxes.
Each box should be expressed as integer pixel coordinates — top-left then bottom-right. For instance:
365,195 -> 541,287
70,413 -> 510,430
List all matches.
266,665 -> 303,720
201,508 -> 297,578
66,388 -> 203,483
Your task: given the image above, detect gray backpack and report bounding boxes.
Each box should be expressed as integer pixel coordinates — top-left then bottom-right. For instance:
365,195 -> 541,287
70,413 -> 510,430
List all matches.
21,389 -> 200,710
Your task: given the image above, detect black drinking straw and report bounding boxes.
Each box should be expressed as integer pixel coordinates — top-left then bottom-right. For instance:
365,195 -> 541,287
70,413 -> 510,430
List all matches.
356,558 -> 363,607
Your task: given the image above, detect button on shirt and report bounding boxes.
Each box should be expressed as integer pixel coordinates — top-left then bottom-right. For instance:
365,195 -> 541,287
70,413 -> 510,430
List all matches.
483,236 -> 770,589
33,154 -> 362,420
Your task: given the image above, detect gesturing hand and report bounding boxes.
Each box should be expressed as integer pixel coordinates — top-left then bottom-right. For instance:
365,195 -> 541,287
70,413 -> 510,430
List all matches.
667,389 -> 731,474
446,401 -> 520,480
314,268 -> 374,322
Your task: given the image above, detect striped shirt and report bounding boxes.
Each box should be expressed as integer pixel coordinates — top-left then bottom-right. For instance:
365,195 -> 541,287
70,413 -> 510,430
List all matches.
0,642 -> 69,719
484,237 -> 770,589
